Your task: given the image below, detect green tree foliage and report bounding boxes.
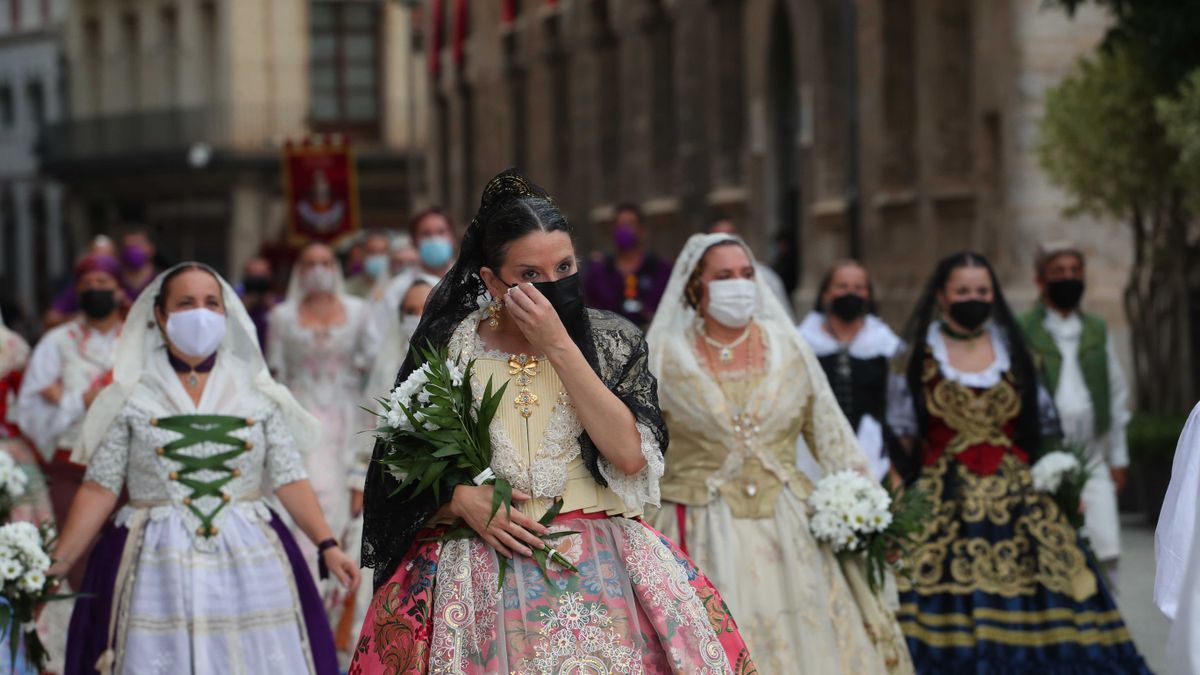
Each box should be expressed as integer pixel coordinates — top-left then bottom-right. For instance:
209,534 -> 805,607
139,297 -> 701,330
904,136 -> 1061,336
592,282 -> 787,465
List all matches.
1038,48 -> 1174,220
1158,70 -> 1200,215
1039,33 -> 1199,414
1050,0 -> 1200,91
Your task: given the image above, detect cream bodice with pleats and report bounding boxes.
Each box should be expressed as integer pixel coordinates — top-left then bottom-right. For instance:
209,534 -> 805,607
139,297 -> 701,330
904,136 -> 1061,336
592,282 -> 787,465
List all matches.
474,356 -> 641,521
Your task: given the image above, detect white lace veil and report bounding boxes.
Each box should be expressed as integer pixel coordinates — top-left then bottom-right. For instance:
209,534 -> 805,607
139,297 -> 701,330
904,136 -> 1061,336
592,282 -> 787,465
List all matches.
646,233 -> 855,469
646,233 -> 801,373
74,262 -> 321,463
283,250 -> 348,305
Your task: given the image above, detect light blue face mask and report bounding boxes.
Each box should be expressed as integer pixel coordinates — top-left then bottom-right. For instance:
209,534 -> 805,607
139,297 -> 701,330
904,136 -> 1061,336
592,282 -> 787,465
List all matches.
364,254 -> 390,280
418,238 -> 454,269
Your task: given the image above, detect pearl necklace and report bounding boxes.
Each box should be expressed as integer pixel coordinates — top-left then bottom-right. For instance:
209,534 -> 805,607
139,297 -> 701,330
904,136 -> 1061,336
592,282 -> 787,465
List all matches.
700,324 -> 752,363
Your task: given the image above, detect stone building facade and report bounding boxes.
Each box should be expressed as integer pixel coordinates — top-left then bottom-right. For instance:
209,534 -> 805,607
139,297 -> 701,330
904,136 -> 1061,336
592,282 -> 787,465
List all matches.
43,0 -> 428,282
0,0 -> 69,334
428,0 -> 1129,346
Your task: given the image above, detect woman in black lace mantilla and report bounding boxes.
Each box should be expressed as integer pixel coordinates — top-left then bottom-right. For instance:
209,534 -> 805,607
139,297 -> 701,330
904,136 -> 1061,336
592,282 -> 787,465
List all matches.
353,169 -> 755,673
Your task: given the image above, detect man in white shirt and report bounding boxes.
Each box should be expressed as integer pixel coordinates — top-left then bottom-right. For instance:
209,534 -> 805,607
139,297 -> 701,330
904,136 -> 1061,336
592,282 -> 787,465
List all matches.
16,252 -> 124,588
1019,242 -> 1130,585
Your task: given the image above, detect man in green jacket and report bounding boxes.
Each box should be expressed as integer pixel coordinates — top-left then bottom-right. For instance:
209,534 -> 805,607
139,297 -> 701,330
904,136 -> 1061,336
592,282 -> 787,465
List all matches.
1019,242 -> 1130,585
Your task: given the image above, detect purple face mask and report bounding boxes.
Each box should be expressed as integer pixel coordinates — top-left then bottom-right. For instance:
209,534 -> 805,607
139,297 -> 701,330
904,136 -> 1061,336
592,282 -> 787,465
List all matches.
121,244 -> 149,269
613,224 -> 639,252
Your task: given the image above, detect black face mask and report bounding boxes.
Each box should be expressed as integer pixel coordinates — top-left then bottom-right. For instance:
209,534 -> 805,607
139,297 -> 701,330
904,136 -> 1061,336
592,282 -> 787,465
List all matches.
828,293 -> 867,322
947,299 -> 993,332
80,289 -> 117,319
505,273 -> 586,327
1046,279 -> 1085,311
243,276 -> 271,295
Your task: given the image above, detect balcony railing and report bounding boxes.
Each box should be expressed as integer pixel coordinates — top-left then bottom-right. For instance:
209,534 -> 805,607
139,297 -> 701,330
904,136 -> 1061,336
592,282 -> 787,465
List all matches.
40,107 -> 227,165
37,103 -> 338,166
39,105 -> 413,173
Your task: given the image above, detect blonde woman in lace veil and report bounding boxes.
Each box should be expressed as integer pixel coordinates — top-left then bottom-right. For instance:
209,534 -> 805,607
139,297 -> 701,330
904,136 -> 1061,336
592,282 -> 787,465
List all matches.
352,169 -> 756,673
645,233 -> 912,674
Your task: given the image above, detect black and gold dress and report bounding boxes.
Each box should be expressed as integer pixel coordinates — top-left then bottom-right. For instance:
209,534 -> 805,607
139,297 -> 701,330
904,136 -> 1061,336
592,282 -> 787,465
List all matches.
887,324 -> 1148,674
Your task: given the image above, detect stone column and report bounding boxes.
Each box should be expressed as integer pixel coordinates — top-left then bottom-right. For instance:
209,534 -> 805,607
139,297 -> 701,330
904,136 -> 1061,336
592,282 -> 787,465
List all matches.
11,182 -> 35,316
227,174 -> 265,284
43,182 -> 66,279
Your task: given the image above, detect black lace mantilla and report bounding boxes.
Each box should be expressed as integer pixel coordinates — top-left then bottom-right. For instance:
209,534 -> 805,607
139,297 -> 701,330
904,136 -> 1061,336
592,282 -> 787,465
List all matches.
360,169 -> 668,588
360,309 -> 667,587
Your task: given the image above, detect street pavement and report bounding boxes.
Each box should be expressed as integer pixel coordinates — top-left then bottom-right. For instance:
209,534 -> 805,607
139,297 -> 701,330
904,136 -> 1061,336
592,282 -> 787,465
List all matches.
1118,515 -> 1170,673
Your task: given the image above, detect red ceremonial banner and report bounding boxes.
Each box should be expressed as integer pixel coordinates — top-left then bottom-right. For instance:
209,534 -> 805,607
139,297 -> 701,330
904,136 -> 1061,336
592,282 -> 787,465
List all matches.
283,140 -> 361,246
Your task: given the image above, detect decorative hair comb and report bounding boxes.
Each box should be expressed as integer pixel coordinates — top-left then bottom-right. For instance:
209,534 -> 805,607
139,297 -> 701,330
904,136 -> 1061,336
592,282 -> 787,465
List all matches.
468,168 -> 554,232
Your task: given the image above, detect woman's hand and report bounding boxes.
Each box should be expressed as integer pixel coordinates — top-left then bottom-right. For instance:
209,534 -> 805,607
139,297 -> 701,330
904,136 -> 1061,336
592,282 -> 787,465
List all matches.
504,284 -> 573,356
450,485 -> 549,558
322,546 -> 361,592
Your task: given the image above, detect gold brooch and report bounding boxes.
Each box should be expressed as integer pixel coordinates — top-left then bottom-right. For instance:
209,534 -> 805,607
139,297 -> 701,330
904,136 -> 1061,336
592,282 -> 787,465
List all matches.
508,354 -> 541,418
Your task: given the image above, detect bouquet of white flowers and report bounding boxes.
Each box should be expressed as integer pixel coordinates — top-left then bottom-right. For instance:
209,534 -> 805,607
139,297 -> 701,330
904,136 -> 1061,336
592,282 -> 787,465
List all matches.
0,453 -> 28,523
368,344 -> 579,589
0,521 -> 63,671
809,470 -> 931,592
1031,445 -> 1091,529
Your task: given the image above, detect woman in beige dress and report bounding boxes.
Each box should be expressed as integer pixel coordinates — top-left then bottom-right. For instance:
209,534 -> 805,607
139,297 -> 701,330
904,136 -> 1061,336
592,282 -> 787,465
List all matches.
646,233 -> 912,674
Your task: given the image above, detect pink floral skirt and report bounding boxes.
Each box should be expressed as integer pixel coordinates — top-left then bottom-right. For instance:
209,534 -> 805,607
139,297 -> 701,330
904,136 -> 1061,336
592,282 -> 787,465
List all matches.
350,512 -> 756,674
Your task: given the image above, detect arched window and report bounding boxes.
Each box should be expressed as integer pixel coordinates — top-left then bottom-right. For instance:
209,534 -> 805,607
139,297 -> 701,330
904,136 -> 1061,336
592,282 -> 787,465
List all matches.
310,1 -> 382,135
594,5 -> 619,201
932,0 -> 972,180
882,0 -> 915,189
714,0 -> 745,185
648,7 -> 675,195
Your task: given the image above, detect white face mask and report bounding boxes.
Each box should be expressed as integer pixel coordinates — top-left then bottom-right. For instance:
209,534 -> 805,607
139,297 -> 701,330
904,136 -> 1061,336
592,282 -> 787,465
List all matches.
705,278 -> 758,329
165,308 -> 227,358
399,313 -> 422,338
301,265 -> 336,294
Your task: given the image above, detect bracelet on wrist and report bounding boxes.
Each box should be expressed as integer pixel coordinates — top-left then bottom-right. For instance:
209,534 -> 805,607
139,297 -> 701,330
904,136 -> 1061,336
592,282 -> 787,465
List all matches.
316,538 -> 338,580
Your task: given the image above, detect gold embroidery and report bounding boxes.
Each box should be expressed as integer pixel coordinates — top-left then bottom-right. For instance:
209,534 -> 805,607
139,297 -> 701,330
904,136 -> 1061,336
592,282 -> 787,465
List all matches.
896,604 -> 1123,628
897,455 -> 1096,601
925,376 -> 1021,457
899,621 -> 1132,649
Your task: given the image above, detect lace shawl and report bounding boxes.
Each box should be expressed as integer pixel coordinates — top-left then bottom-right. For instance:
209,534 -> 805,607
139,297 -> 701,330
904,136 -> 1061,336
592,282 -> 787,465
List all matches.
360,308 -> 668,587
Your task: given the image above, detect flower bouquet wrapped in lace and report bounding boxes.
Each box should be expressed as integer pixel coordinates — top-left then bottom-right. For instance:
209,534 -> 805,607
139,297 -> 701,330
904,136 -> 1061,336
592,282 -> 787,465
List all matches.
0,522 -> 64,672
1031,444 -> 1091,529
808,470 -> 931,592
368,344 -> 579,587
0,453 -> 28,523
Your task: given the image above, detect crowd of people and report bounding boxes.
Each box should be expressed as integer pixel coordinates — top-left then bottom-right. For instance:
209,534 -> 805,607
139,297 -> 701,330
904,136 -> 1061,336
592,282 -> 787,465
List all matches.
0,167 -> 1179,673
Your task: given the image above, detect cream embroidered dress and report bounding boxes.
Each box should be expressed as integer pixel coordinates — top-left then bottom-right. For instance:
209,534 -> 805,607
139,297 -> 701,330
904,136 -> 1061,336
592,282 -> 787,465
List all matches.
645,233 -> 913,675
351,309 -> 758,674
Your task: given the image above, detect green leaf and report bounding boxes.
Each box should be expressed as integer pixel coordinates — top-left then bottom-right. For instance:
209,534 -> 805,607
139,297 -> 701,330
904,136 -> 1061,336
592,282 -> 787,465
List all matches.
539,498 -> 565,526
430,445 -> 464,459
489,478 -> 513,526
412,460 -> 450,497
531,547 -> 552,583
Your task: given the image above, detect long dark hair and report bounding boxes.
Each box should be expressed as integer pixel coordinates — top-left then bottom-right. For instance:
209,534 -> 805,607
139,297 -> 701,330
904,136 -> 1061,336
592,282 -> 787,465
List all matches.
361,169 -> 603,586
898,251 -> 1042,481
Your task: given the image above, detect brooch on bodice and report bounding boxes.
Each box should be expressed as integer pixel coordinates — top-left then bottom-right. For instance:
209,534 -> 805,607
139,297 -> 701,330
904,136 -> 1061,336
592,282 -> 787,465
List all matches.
508,354 -> 540,419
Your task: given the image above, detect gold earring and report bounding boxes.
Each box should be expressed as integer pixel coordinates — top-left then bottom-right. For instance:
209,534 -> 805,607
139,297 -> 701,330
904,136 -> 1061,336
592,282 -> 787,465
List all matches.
487,297 -> 503,330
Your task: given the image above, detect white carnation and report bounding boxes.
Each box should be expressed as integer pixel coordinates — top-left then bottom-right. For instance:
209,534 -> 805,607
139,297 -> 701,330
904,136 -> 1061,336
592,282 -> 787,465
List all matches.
446,361 -> 465,387
808,470 -> 894,552
1031,451 -> 1080,493
0,558 -> 22,581
18,569 -> 44,593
